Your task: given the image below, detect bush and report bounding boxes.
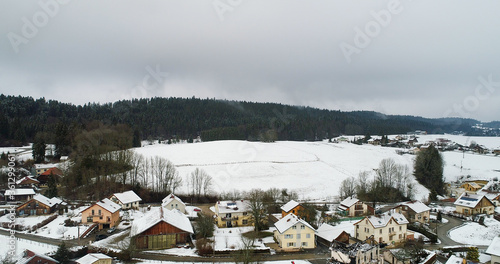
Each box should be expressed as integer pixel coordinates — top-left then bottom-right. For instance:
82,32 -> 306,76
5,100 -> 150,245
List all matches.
195,238 -> 213,256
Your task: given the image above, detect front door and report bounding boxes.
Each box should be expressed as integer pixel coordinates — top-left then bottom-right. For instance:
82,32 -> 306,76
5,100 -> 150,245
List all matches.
226,221 -> 232,228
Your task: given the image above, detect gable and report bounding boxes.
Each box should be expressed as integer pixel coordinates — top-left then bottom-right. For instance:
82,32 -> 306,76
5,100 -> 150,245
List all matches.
83,204 -> 117,215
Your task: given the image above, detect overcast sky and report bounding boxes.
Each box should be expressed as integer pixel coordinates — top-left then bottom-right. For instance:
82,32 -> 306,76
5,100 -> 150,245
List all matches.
1,0 -> 500,122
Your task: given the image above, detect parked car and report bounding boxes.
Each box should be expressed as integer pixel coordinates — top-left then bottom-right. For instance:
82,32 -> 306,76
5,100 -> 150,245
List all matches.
107,227 -> 116,234
95,234 -> 108,241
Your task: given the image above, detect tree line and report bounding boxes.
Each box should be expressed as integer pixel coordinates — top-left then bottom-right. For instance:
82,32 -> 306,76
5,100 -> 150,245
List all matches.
0,94 -> 479,147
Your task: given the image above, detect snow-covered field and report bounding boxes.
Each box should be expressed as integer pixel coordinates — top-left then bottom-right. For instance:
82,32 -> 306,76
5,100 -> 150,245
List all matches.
449,217 -> 500,245
0,234 -> 58,259
213,226 -> 272,251
133,136 -> 500,201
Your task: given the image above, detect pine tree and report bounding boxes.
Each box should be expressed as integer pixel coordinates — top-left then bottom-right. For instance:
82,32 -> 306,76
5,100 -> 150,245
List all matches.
414,145 -> 445,195
45,174 -> 58,198
466,247 -> 479,262
53,243 -> 70,264
32,137 -> 46,163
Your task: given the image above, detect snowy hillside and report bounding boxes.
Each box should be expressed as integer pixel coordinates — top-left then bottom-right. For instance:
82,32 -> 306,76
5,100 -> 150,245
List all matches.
134,136 -> 500,201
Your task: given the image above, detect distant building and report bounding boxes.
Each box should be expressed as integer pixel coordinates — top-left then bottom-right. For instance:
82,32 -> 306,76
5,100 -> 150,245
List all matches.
75,253 -> 112,264
393,201 -> 431,224
338,197 -> 374,217
274,213 -> 316,250
34,164 -> 58,176
316,223 -> 350,246
17,250 -> 59,264
37,168 -> 63,187
354,212 -> 411,245
214,200 -> 252,228
130,207 -> 193,249
280,200 -> 305,218
4,188 -> 35,202
454,192 -> 495,216
109,190 -> 142,210
16,194 -> 62,216
162,193 -> 186,213
81,198 -> 121,230
16,176 -> 40,188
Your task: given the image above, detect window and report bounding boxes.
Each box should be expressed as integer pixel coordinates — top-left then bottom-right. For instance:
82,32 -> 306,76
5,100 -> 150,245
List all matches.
285,234 -> 293,239
300,225 -> 305,229
87,216 -> 93,222
171,204 -> 174,208
302,242 -> 308,247
292,226 -> 297,230
287,242 -> 295,247
98,209 -> 101,215
242,220 -> 248,225
399,226 -> 402,231
243,212 -> 248,216
379,229 -> 382,234
306,234 -> 311,238
92,209 -> 95,215
297,234 -> 301,239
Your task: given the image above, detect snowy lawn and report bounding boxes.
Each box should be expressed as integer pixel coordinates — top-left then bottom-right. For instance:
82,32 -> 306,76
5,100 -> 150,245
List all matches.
449,217 -> 500,245
0,214 -> 53,229
0,234 -> 58,260
185,206 -> 201,218
214,226 -> 271,251
144,247 -> 198,257
92,230 -> 131,251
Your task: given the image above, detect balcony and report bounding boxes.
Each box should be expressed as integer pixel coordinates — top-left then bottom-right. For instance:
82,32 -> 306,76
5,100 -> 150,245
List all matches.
221,216 -> 239,221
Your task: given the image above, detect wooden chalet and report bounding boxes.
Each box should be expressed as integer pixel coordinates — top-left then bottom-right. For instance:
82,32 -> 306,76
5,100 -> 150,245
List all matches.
16,194 -> 62,216
130,207 -> 193,249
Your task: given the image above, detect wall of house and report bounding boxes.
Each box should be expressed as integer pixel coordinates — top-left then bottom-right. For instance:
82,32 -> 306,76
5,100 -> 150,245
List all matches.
382,251 -> 410,264
134,221 -> 190,249
92,259 -> 112,264
16,200 -> 52,216
281,205 -> 304,218
395,207 -> 429,224
81,205 -> 119,229
355,246 -> 380,264
456,199 -> 495,215
348,202 -> 373,217
355,218 -> 407,244
274,224 -> 315,250
164,200 -> 186,213
215,203 -> 252,228
491,255 -> 500,264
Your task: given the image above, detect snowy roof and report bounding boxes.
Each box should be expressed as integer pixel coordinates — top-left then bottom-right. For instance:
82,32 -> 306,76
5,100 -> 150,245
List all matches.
454,192 -> 490,209
130,207 -> 193,237
112,190 -> 142,204
162,193 -> 185,207
340,197 -> 359,208
444,255 -> 465,264
486,236 -> 500,256
16,176 -> 39,185
76,253 -> 112,264
316,223 -> 348,242
5,188 -> 35,196
85,198 -> 121,214
274,213 -> 315,234
280,200 -> 300,213
396,201 -> 430,214
34,164 -> 58,170
31,194 -> 61,207
40,167 -> 63,176
477,190 -> 500,201
17,250 -> 59,264
216,200 -> 250,214
357,212 -> 409,228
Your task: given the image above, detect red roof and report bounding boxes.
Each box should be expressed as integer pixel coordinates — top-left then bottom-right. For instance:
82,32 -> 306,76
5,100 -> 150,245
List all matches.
40,167 -> 63,176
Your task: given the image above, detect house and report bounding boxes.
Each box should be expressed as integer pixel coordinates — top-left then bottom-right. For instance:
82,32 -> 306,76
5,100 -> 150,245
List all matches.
16,176 -> 40,188
368,138 -> 381,146
454,192 -> 495,216
383,249 -> 437,264
338,197 -> 374,217
281,200 -> 305,218
16,194 -> 62,216
4,188 -> 35,202
109,190 -> 142,210
130,207 -> 193,249
273,213 -> 316,250
214,200 -> 252,228
81,198 -> 121,230
486,235 -> 500,263
461,182 -> 483,193
393,201 -> 431,224
329,241 -> 381,264
316,223 -> 350,246
75,253 -> 112,264
354,212 -> 411,245
494,148 -> 500,155
162,193 -> 186,213
37,168 -> 63,187
477,190 -> 500,207
34,164 -> 58,176
17,250 -> 59,264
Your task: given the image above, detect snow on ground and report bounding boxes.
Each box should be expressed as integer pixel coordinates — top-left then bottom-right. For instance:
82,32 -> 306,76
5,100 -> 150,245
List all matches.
134,260 -> 312,264
0,214 -> 52,229
449,217 -> 500,245
133,140 -> 430,201
185,206 -> 201,218
213,226 -> 270,251
0,234 -> 58,259
92,230 -> 131,251
429,214 -> 449,224
144,247 -> 198,257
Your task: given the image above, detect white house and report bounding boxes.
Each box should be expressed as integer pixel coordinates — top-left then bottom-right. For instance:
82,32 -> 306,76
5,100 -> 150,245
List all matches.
162,193 -> 186,213
274,213 -> 316,250
487,236 -> 500,264
354,212 -> 411,245
109,190 -> 142,210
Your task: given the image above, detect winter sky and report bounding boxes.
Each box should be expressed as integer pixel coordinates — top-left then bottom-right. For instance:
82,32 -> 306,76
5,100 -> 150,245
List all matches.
1,0 -> 500,121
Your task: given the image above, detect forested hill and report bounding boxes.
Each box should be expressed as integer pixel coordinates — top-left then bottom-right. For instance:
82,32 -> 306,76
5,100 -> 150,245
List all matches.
0,94 -> 480,146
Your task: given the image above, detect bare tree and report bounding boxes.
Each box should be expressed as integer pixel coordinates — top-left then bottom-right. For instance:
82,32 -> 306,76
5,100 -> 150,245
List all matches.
188,168 -> 213,198
339,177 -> 356,199
246,189 -> 268,232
